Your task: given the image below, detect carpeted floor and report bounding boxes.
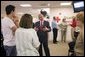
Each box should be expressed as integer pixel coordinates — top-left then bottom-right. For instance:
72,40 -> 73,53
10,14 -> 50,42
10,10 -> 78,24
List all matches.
48,41 -> 69,56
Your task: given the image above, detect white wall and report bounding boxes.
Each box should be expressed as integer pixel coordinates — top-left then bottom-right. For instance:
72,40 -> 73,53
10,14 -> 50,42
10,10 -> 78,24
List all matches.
50,7 -> 76,18
32,7 -> 77,23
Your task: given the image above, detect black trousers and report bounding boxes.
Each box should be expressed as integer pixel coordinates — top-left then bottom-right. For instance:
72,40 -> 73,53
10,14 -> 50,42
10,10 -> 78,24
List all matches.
53,28 -> 58,43
74,31 -> 79,40
0,46 -> 6,56
68,31 -> 79,56
38,42 -> 50,56
1,33 -> 6,56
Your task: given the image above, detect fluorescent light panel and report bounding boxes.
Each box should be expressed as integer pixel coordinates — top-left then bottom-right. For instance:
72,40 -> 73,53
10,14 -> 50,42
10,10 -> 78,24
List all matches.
20,4 -> 32,7
60,2 -> 71,5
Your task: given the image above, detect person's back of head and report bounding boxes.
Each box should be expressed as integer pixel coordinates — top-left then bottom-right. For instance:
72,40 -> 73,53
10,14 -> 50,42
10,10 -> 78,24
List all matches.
19,14 -> 33,29
5,5 -> 15,15
53,16 -> 56,20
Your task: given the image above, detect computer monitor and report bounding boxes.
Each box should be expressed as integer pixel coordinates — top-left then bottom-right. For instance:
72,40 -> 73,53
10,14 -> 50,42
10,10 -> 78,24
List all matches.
72,1 -> 84,13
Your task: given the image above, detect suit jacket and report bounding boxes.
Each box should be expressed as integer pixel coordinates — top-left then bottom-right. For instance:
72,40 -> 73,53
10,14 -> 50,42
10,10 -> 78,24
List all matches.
34,21 -> 51,43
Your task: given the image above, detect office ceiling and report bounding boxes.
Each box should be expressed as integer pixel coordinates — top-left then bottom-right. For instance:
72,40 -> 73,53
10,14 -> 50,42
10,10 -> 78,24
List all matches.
1,1 -> 72,17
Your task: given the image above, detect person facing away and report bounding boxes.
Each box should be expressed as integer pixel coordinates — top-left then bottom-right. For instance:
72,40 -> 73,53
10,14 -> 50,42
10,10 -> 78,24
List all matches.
1,5 -> 17,56
52,16 -> 58,44
74,12 -> 84,56
34,14 -> 51,56
15,14 -> 40,56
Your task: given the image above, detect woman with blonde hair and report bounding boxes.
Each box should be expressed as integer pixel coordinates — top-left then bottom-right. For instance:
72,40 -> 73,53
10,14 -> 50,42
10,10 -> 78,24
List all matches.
74,12 -> 84,56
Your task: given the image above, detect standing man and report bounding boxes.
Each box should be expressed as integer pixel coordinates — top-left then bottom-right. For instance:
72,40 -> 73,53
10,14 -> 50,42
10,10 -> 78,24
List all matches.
52,16 -> 58,44
34,14 -> 51,56
1,5 -> 17,56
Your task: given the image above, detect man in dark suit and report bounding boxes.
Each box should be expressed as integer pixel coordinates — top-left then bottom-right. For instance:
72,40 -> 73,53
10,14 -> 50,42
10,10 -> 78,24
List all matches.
34,14 -> 51,56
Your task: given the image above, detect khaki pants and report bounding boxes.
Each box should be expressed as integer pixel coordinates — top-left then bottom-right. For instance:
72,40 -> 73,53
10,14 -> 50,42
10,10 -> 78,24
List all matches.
61,30 -> 66,42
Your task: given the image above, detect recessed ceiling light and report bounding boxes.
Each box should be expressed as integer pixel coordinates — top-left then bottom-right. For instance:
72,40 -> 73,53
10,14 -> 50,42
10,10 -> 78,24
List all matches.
60,2 -> 71,6
20,4 -> 32,7
48,3 -> 50,6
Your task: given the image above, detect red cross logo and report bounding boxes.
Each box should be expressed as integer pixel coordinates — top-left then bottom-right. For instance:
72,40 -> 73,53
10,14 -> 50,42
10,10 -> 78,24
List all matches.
56,16 -> 60,22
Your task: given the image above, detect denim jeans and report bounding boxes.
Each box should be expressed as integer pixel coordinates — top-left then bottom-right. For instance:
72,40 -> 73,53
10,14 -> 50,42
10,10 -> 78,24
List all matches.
4,45 -> 17,56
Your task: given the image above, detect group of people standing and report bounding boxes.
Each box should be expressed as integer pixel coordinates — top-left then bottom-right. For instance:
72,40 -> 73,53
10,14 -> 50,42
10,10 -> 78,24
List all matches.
51,12 -> 84,56
1,5 -> 84,56
52,17 -> 67,43
1,5 -> 50,56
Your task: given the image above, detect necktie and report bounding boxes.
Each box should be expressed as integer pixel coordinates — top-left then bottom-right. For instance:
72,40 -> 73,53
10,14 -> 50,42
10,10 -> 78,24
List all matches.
40,21 -> 43,30
41,21 -> 43,26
